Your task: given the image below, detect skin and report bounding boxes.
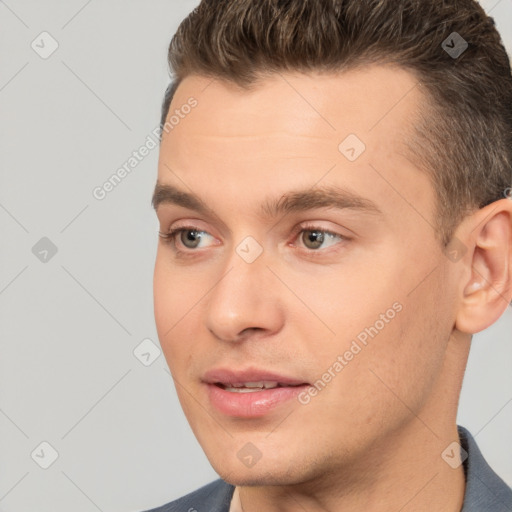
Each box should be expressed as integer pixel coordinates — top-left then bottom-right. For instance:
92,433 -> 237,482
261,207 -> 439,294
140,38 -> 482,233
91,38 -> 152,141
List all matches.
152,65 -> 512,512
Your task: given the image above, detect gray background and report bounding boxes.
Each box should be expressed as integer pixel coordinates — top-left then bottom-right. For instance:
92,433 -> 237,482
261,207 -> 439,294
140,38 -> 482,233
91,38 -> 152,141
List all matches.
0,1 -> 511,511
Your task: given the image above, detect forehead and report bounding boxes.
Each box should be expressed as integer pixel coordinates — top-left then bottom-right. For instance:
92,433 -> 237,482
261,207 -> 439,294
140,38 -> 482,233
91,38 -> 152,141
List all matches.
166,65 -> 421,134
159,65 -> 422,169
156,66 -> 433,231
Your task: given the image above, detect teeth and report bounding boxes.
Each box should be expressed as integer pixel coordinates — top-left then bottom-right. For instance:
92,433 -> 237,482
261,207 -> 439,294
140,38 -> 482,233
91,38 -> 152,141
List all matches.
245,381 -> 279,388
224,387 -> 264,393
222,381 -> 280,392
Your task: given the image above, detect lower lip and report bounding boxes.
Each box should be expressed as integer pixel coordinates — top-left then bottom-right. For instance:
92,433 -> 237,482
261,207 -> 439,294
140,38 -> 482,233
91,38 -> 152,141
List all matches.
206,383 -> 309,417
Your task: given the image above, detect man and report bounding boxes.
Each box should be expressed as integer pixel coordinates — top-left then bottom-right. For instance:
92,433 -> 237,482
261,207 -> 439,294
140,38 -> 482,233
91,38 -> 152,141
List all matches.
147,0 -> 512,510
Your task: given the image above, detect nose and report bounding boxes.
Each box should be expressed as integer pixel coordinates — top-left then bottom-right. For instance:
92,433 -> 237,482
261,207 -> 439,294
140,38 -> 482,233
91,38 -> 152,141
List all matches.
204,245 -> 285,343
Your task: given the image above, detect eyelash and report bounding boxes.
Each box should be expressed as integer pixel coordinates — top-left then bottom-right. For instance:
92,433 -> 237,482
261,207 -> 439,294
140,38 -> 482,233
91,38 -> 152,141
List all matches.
159,223 -> 348,257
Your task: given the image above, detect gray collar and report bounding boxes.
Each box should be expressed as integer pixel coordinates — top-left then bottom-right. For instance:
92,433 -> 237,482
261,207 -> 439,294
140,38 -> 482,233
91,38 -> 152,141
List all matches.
458,425 -> 512,511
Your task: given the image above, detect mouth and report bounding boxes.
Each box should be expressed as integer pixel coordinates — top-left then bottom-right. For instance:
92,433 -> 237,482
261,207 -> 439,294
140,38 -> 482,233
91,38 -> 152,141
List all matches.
214,381 -> 305,392
203,368 -> 310,417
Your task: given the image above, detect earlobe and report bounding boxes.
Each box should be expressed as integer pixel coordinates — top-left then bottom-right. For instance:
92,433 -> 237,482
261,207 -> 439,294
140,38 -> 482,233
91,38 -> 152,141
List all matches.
454,199 -> 512,334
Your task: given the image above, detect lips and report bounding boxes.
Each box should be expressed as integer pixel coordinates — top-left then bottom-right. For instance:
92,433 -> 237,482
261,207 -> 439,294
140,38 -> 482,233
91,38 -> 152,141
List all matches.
202,368 -> 309,388
202,368 -> 310,417
218,381 -> 299,392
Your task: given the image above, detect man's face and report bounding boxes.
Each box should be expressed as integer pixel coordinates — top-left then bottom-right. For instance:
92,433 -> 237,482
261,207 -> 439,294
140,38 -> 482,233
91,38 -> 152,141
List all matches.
153,66 -> 459,485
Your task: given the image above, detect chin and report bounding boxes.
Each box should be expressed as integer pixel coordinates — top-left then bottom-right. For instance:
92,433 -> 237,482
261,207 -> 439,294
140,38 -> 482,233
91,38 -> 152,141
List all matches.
209,454 -> 309,487
217,468 -> 294,487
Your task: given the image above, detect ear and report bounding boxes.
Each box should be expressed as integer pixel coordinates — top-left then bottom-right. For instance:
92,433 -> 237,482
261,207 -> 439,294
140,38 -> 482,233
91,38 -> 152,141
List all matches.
454,198 -> 512,334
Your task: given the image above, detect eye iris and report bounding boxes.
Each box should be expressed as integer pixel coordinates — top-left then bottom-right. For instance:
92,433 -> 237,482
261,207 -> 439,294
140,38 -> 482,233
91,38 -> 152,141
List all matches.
182,229 -> 201,248
303,230 -> 324,250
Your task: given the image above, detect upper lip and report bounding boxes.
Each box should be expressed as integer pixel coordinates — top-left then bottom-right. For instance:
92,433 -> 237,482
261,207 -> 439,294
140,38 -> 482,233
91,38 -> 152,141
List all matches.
202,367 -> 309,386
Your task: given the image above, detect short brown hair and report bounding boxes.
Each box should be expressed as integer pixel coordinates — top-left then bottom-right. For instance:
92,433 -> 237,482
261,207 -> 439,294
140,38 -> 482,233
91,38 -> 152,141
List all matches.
160,0 -> 512,246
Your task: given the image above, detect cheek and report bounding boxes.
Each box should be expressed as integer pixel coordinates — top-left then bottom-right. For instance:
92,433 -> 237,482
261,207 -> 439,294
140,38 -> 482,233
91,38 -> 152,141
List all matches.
355,291 -> 447,413
153,251 -> 203,325
310,275 -> 448,428
153,259 -> 175,340
286,263 -> 401,359
153,255 -> 201,367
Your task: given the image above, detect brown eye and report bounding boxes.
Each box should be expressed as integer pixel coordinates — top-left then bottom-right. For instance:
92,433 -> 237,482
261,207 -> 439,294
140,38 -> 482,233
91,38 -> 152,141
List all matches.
299,228 -> 343,251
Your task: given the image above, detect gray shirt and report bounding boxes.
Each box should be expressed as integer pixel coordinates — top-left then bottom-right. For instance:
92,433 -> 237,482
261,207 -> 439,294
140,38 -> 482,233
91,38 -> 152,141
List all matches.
144,426 -> 512,511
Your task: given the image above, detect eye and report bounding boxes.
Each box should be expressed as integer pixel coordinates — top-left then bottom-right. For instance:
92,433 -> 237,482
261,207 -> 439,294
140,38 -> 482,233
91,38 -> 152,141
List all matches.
159,223 -> 348,255
159,226 -> 216,250
293,224 -> 347,252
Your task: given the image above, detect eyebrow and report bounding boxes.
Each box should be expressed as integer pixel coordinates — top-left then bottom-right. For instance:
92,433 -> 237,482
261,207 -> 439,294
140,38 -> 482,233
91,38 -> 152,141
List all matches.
151,182 -> 383,219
